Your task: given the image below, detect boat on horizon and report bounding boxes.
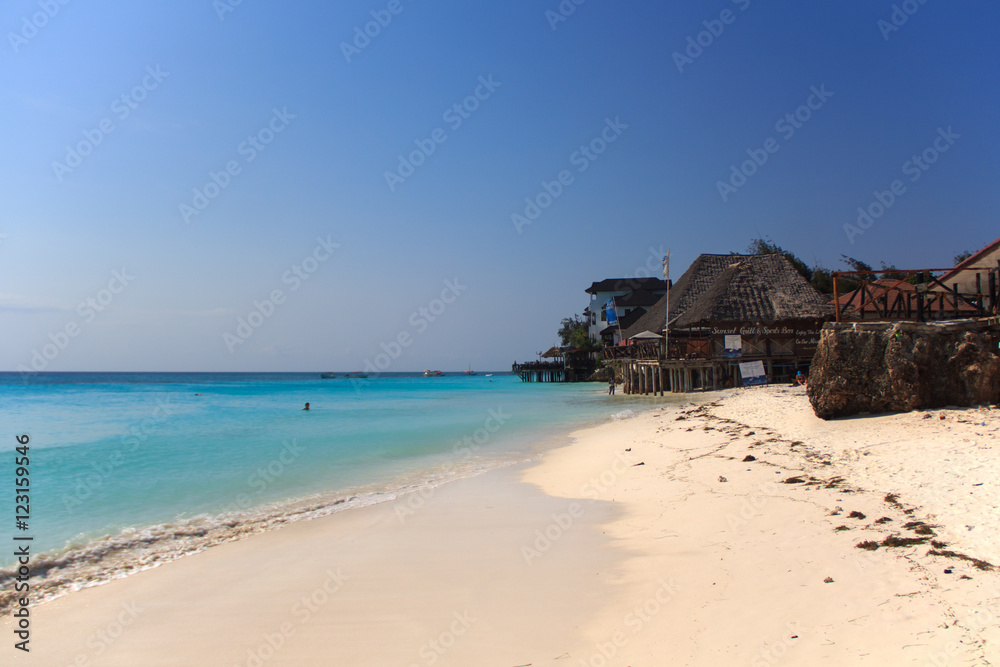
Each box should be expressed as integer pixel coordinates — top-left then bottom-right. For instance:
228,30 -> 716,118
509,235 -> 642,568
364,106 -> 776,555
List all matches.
463,365 -> 476,376
423,370 -> 444,377
320,373 -> 336,379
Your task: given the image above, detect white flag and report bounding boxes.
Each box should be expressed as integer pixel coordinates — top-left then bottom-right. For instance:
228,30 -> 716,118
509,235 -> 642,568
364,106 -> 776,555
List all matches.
662,250 -> 670,280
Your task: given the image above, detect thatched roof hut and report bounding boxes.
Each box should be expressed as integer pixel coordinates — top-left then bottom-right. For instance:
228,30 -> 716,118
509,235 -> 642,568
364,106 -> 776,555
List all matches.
623,254 -> 831,338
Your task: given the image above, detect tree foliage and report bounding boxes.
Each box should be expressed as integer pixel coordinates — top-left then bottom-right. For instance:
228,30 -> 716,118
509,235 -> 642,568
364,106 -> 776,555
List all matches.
746,237 -> 813,283
954,250 -> 973,265
557,314 -> 595,349
742,236 -> 967,295
839,255 -> 873,274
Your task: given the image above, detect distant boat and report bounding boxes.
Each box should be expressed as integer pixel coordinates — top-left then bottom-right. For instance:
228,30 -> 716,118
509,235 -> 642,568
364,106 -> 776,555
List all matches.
423,370 -> 444,377
343,373 -> 369,379
320,373 -> 336,379
485,374 -> 493,377
463,365 -> 476,376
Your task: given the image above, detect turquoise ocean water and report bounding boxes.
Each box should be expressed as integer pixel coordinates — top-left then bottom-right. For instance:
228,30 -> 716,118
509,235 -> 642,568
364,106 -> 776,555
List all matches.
0,372 -> 664,578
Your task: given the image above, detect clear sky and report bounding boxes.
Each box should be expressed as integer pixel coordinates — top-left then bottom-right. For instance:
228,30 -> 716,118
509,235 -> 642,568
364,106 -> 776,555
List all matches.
1,1 -> 997,372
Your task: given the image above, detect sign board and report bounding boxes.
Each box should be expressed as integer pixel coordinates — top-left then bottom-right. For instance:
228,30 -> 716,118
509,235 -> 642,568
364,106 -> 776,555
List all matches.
723,335 -> 742,359
738,360 -> 767,387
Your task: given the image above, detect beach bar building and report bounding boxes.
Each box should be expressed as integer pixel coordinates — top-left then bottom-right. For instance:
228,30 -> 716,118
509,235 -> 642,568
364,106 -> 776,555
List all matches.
605,254 -> 832,394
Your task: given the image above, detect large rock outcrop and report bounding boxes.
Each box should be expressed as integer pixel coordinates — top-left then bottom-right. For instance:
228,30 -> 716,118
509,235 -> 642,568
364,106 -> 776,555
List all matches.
807,320 -> 1000,419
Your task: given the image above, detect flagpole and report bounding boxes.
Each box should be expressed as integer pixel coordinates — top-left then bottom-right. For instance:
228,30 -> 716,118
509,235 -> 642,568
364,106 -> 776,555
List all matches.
663,250 -> 670,359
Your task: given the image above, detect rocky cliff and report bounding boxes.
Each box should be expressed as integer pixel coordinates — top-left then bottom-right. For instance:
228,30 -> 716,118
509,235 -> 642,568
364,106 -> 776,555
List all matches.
807,320 -> 1000,419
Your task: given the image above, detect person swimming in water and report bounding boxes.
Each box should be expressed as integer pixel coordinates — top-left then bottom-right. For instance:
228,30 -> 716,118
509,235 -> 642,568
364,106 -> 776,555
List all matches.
302,402 -> 310,410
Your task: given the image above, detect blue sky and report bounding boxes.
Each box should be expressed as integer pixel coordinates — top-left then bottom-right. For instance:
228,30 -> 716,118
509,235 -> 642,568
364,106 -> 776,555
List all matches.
1,0 -> 997,372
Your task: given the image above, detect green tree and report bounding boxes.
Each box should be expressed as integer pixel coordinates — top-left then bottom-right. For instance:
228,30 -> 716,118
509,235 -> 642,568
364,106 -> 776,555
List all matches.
810,265 -> 834,293
878,262 -> 913,282
840,255 -> 874,274
954,250 -> 973,265
557,315 -> 596,349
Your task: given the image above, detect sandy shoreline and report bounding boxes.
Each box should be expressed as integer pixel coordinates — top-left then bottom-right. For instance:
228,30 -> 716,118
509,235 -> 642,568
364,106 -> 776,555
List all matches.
4,386 -> 999,665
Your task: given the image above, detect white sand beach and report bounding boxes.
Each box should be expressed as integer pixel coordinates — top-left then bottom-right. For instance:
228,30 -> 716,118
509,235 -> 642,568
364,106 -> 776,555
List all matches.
5,386 -> 999,665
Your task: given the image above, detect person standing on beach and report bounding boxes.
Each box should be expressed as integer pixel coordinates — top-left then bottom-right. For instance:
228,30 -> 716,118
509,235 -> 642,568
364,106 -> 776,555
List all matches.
608,375 -> 616,395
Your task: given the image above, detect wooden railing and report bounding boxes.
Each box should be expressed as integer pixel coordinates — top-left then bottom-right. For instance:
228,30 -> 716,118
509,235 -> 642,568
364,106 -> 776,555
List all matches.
833,267 -> 999,322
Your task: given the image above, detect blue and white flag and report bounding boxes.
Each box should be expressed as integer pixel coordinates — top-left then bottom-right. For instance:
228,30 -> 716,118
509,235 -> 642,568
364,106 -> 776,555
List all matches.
606,298 -> 618,325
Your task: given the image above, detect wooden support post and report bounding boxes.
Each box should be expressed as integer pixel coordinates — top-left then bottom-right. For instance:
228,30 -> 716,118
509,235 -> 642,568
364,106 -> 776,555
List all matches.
953,283 -> 960,318
833,275 -> 840,322
916,272 -> 925,322
991,270 -> 999,315
975,273 -> 983,314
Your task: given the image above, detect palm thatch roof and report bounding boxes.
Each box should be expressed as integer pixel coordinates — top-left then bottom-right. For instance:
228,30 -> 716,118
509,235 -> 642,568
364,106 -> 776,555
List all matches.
623,254 -> 831,337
